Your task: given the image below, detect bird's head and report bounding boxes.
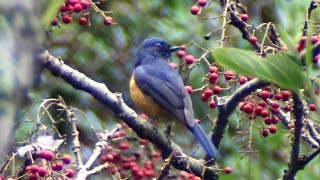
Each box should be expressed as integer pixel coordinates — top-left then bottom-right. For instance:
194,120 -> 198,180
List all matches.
136,38 -> 180,66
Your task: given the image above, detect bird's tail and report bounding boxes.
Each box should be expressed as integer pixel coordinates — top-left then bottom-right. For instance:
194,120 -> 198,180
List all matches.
189,123 -> 220,160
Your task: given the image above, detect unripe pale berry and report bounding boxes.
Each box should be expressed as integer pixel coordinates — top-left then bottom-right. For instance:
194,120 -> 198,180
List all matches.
169,63 -> 177,69
190,6 -> 200,15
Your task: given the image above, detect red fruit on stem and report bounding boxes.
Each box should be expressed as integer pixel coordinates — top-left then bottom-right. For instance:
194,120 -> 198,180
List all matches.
264,117 -> 272,125
104,154 -> 114,162
118,142 -> 130,150
139,139 -> 148,145
209,101 -> 216,108
79,17 -> 87,25
62,154 -> 72,164
243,104 -> 253,113
73,3 -> 83,13
185,86 -> 193,94
274,93 -> 282,100
209,66 -> 218,73
281,91 -> 291,101
169,63 -> 177,69
248,36 -> 258,44
62,15 -> 72,24
68,0 -> 79,6
184,55 -> 195,64
255,106 -> 264,116
204,89 -> 213,97
51,17 -> 59,26
208,73 -> 218,84
240,14 -> 249,22
52,162 -> 63,171
269,125 -> 277,134
309,103 -> 317,111
260,109 -> 269,117
212,85 -> 222,94
311,36 -> 319,45
260,90 -> 270,99
38,167 -> 48,177
262,129 -> 269,137
28,173 -> 38,180
190,6 -> 200,15
223,70 -> 233,80
271,101 -> 279,109
30,165 -> 39,173
80,0 -> 90,9
176,50 -> 186,58
65,168 -> 75,178
258,100 -> 267,107
224,167 -> 232,174
201,93 -> 209,102
103,16 -> 113,25
197,0 -> 207,7
271,116 -> 279,124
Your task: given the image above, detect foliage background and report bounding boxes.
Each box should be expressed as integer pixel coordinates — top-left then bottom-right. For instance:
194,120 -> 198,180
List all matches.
1,0 -> 319,179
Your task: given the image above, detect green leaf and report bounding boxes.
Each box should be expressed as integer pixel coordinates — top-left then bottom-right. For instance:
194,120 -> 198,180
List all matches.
41,0 -> 64,27
212,48 -> 306,92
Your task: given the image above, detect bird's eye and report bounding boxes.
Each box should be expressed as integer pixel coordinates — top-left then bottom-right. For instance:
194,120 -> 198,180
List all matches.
156,43 -> 163,47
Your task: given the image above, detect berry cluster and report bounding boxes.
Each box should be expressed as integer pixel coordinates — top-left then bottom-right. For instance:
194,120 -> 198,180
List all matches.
51,0 -> 114,27
5,150 -> 74,180
190,0 -> 207,15
296,35 -> 320,64
99,122 -> 162,179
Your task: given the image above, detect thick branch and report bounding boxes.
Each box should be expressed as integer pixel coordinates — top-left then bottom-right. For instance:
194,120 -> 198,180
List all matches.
212,79 -> 269,148
38,50 -> 218,180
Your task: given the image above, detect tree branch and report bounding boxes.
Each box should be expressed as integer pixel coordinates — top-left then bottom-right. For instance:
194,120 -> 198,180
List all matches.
37,50 -> 218,180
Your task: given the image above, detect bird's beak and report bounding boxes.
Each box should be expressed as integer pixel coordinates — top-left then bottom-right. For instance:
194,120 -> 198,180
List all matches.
170,46 -> 180,52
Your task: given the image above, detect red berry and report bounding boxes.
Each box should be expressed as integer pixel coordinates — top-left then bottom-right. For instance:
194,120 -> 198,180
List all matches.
68,0 -> 79,6
311,36 -> 319,45
281,91 -> 291,101
180,45 -> 187,51
258,100 -> 267,107
62,154 -> 72,164
309,103 -> 317,111
255,106 -> 264,116
169,63 -> 177,69
103,16 -> 113,26
103,154 -> 114,162
209,101 -> 216,108
79,17 -> 87,25
260,90 -> 270,99
269,125 -> 277,134
284,104 -> 291,112
139,139 -> 148,145
184,55 -> 195,64
151,151 -> 161,158
224,167 -> 232,174
52,162 -> 63,171
73,3 -> 83,13
176,50 -> 186,58
113,130 -> 125,138
30,165 -> 39,173
262,129 -> 269,137
243,104 -> 253,113
190,6 -> 200,15
28,172 -> 38,180
60,3 -> 73,12
118,142 -> 130,150
274,93 -> 282,100
271,116 -> 279,124
185,86 -> 193,94
204,89 -> 213,97
208,73 -> 218,84
212,85 -> 222,94
65,168 -> 75,178
25,165 -> 32,172
38,167 -> 48,177
223,70 -> 233,80
201,93 -> 209,102
271,108 -> 280,114
209,66 -> 218,73
260,109 -> 269,117
264,117 -> 272,125
248,36 -> 258,44
80,0 -> 90,9
238,76 -> 247,85
240,14 -> 249,22
39,150 -> 55,161
51,17 -> 59,26
197,0 -> 207,7
62,15 -> 72,24
271,101 -> 279,109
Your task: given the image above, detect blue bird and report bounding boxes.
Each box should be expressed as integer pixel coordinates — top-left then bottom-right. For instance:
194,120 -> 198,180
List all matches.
130,37 -> 219,160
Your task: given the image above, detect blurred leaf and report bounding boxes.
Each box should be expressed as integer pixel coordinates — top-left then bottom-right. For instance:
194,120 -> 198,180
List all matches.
212,48 -> 306,91
278,27 -> 297,54
42,0 -> 64,27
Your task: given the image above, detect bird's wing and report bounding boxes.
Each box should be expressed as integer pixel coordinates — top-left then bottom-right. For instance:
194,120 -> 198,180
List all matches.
133,63 -> 194,125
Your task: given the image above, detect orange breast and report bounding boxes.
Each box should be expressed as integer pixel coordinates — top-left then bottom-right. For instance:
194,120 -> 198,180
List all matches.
130,75 -> 174,121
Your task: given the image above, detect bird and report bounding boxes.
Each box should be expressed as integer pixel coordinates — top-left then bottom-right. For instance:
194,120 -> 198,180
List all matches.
129,37 -> 219,160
